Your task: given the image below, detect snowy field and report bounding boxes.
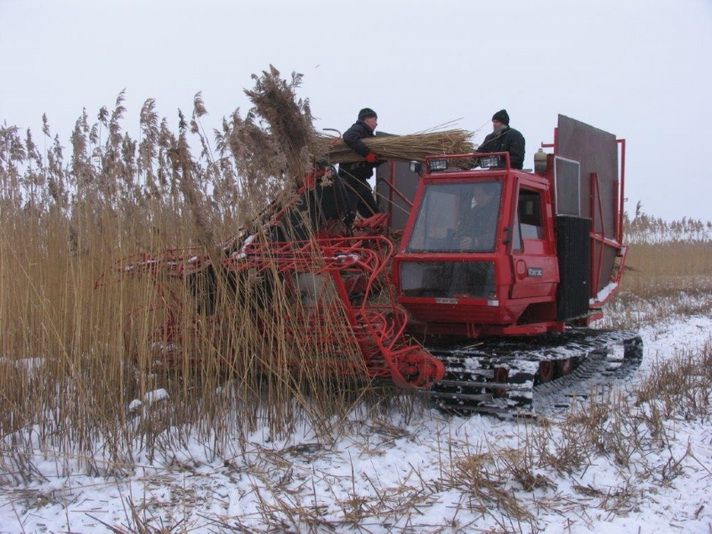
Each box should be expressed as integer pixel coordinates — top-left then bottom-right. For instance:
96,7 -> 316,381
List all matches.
1,308 -> 711,533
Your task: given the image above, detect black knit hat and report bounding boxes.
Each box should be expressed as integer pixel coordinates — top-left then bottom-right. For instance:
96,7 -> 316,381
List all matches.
358,108 -> 377,121
492,109 -> 509,125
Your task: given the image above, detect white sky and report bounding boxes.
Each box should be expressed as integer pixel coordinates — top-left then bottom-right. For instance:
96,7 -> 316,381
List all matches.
1,0 -> 710,220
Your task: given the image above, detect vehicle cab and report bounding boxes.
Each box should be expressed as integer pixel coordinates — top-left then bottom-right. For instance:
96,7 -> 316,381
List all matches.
392,152 -> 561,338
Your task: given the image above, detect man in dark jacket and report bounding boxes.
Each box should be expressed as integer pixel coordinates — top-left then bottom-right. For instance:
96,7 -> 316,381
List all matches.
477,109 -> 525,169
339,108 -> 381,218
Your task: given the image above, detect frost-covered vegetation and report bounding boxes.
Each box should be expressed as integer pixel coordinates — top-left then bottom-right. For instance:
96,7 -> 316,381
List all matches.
626,201 -> 712,244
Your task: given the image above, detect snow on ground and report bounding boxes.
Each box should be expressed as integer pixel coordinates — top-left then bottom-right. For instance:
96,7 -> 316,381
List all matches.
1,312 -> 711,533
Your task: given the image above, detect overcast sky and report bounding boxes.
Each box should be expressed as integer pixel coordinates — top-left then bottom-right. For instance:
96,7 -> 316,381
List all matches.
1,0 -> 710,220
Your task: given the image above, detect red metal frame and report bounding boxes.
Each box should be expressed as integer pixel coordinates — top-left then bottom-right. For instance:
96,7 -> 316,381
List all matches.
111,234 -> 445,388
616,138 -> 626,244
584,138 -> 628,309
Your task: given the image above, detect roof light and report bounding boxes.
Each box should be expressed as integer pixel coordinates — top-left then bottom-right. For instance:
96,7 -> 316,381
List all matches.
478,155 -> 501,169
429,159 -> 448,171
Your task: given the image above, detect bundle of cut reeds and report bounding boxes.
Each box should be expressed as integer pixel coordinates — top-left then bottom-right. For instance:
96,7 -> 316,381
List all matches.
325,129 -> 474,164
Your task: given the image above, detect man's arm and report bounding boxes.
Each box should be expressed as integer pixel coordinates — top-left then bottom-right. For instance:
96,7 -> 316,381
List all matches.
476,132 -> 495,153
343,124 -> 371,158
507,131 -> 526,169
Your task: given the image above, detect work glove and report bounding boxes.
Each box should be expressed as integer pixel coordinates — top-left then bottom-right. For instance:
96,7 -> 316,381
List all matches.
364,152 -> 380,164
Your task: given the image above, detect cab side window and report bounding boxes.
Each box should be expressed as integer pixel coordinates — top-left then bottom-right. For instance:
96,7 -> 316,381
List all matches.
513,189 -> 544,251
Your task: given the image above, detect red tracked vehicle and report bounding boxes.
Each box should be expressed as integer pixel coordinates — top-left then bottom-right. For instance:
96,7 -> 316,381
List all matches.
382,115 -> 641,413
113,115 -> 642,416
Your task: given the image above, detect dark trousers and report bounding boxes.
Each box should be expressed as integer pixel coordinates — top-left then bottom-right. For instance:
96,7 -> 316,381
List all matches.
340,172 -> 378,218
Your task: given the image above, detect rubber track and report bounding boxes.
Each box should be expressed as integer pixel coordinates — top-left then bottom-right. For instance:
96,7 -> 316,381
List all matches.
427,329 -> 643,417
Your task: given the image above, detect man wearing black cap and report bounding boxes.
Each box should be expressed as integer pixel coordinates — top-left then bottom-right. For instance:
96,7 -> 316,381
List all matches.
477,109 -> 525,169
339,108 -> 381,219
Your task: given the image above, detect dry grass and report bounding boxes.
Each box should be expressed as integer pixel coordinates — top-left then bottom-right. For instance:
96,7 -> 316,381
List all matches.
0,67 -> 376,474
622,242 -> 712,297
599,219 -> 712,329
1,64 -> 479,478
621,210 -> 712,301
636,340 -> 712,421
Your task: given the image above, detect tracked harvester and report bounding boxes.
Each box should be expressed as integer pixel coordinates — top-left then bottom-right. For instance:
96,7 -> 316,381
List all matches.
113,115 -> 642,416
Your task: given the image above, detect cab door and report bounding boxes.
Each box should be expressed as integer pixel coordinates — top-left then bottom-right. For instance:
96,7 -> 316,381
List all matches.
509,181 -> 558,300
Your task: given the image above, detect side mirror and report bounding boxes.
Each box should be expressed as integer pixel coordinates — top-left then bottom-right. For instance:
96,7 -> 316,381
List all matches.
409,161 -> 423,174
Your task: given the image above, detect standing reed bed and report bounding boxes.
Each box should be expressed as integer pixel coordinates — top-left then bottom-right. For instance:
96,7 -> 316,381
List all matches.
0,67 -> 389,476
599,217 -> 712,329
622,242 -> 712,297
625,203 -> 712,245
621,205 -> 712,299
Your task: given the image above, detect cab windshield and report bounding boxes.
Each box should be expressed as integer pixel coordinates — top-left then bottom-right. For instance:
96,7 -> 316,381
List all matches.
407,181 -> 502,253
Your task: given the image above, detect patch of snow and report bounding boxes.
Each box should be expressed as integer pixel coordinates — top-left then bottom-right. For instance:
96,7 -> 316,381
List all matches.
334,253 -> 360,265
232,233 -> 256,260
0,357 -> 44,373
2,313 -> 711,533
144,388 -> 169,404
590,280 -> 618,305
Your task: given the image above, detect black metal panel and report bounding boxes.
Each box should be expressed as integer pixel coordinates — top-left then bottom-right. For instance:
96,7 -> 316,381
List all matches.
555,216 -> 591,321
